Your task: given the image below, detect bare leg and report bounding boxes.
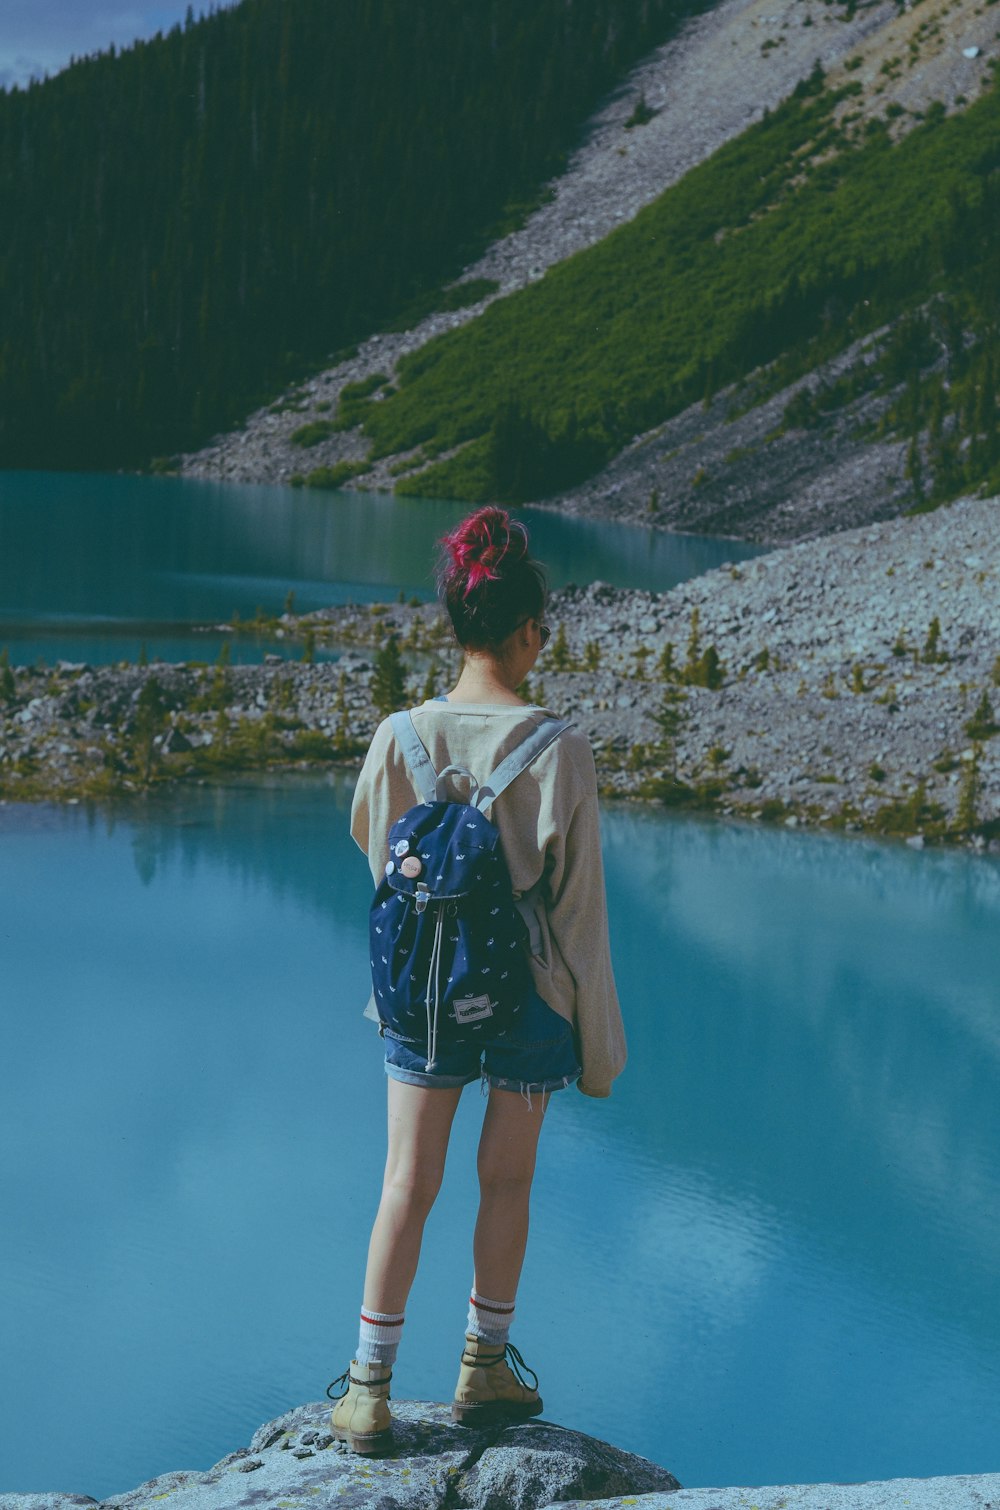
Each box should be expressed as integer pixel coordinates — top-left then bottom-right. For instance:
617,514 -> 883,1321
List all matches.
362,1078 -> 464,1314
472,1087 -> 548,1302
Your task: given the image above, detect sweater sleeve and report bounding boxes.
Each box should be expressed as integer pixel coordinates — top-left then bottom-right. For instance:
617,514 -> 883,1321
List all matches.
544,743 -> 627,1099
350,716 -> 397,883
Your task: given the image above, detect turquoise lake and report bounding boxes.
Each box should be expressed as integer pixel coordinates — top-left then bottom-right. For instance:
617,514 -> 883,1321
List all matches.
0,471 -> 760,666
1,473 -> 998,1496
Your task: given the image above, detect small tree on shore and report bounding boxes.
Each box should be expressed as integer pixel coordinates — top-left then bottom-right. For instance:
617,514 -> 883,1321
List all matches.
549,623 -> 571,671
195,639 -> 232,713
132,676 -> 168,784
652,687 -> 685,778
955,748 -> 981,834
371,633 -> 408,717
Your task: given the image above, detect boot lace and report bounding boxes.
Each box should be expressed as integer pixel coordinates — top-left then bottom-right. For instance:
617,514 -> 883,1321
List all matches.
326,1364 -> 393,1401
473,1341 -> 538,1392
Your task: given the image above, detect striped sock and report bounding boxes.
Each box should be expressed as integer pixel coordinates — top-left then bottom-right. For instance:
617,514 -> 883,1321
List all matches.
467,1288 -> 515,1346
355,1307 -> 405,1367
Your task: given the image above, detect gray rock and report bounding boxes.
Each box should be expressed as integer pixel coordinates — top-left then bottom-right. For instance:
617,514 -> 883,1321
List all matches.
161,726 -> 193,753
544,1469 -> 1000,1508
6,1401 -> 678,1510
0,1498 -> 98,1510
459,1418 -> 679,1509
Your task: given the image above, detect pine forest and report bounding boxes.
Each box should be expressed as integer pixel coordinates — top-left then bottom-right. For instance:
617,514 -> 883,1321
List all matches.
0,0 -> 698,470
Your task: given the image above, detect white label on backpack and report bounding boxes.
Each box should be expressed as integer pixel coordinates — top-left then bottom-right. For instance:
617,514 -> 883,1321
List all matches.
452,994 -> 495,1025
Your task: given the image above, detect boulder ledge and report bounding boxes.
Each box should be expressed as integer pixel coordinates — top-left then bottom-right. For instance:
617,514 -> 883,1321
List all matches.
0,1399 -> 679,1510
2,1401 -> 998,1510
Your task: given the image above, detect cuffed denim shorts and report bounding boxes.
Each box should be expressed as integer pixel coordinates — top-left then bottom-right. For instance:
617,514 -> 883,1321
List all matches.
383,987 -> 581,1099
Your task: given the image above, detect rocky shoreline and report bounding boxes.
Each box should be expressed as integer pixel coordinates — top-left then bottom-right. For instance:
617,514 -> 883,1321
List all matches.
2,496 -> 998,850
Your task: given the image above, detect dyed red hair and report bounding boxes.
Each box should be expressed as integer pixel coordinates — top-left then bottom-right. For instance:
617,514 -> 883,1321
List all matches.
437,507 -> 545,649
440,507 -> 529,596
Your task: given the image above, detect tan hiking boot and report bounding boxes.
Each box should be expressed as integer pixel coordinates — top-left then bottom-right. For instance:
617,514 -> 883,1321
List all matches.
452,1333 -> 543,1426
328,1361 -> 393,1455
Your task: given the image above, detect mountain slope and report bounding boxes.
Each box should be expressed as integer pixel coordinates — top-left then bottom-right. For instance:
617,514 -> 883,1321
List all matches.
180,0 -> 999,545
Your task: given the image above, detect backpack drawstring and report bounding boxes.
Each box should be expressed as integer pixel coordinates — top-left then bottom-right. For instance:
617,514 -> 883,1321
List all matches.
424,902 -> 446,1072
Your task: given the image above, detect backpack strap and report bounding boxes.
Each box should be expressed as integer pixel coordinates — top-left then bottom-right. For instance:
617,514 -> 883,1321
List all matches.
391,709 -> 572,811
473,717 -> 573,814
389,710 -> 439,806
390,710 -> 484,804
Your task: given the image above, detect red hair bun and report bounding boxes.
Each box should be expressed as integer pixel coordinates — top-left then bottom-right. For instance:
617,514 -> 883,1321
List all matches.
441,507 -> 528,597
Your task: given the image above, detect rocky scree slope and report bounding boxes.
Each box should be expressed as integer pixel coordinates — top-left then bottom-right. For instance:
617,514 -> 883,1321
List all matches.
538,327 -> 918,546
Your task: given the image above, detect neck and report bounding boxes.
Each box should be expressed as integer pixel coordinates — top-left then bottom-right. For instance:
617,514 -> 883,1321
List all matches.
448,654 -> 524,706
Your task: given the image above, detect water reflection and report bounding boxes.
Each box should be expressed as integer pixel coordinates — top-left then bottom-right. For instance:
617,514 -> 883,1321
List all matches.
1,783 -> 998,1496
601,812 -> 1000,1319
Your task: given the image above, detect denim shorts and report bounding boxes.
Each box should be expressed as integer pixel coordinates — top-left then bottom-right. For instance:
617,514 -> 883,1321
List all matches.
383,987 -> 581,1098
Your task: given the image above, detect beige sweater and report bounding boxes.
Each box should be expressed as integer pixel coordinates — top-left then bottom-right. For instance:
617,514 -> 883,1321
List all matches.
350,700 -> 627,1097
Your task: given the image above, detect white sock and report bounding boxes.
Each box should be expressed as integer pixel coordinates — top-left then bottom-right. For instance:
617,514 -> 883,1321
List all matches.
467,1288 -> 515,1346
356,1307 -> 405,1367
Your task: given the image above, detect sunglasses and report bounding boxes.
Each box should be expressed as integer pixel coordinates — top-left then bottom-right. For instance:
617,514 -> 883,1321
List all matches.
514,618 -> 551,647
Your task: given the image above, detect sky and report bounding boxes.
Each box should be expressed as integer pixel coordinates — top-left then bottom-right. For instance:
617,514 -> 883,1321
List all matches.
0,3 -> 235,90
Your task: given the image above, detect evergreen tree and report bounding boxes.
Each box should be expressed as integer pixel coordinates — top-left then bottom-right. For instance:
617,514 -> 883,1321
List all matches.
652,688 -> 684,777
132,675 -> 168,783
549,623 -> 571,671
421,661 -> 440,702
955,748 -> 980,833
964,690 -> 998,739
371,633 -> 408,717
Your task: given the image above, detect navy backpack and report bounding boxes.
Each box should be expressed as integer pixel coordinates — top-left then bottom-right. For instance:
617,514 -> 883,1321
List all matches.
370,708 -> 571,1071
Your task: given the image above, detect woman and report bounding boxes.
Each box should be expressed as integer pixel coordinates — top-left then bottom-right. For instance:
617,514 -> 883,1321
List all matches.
330,506 -> 625,1453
